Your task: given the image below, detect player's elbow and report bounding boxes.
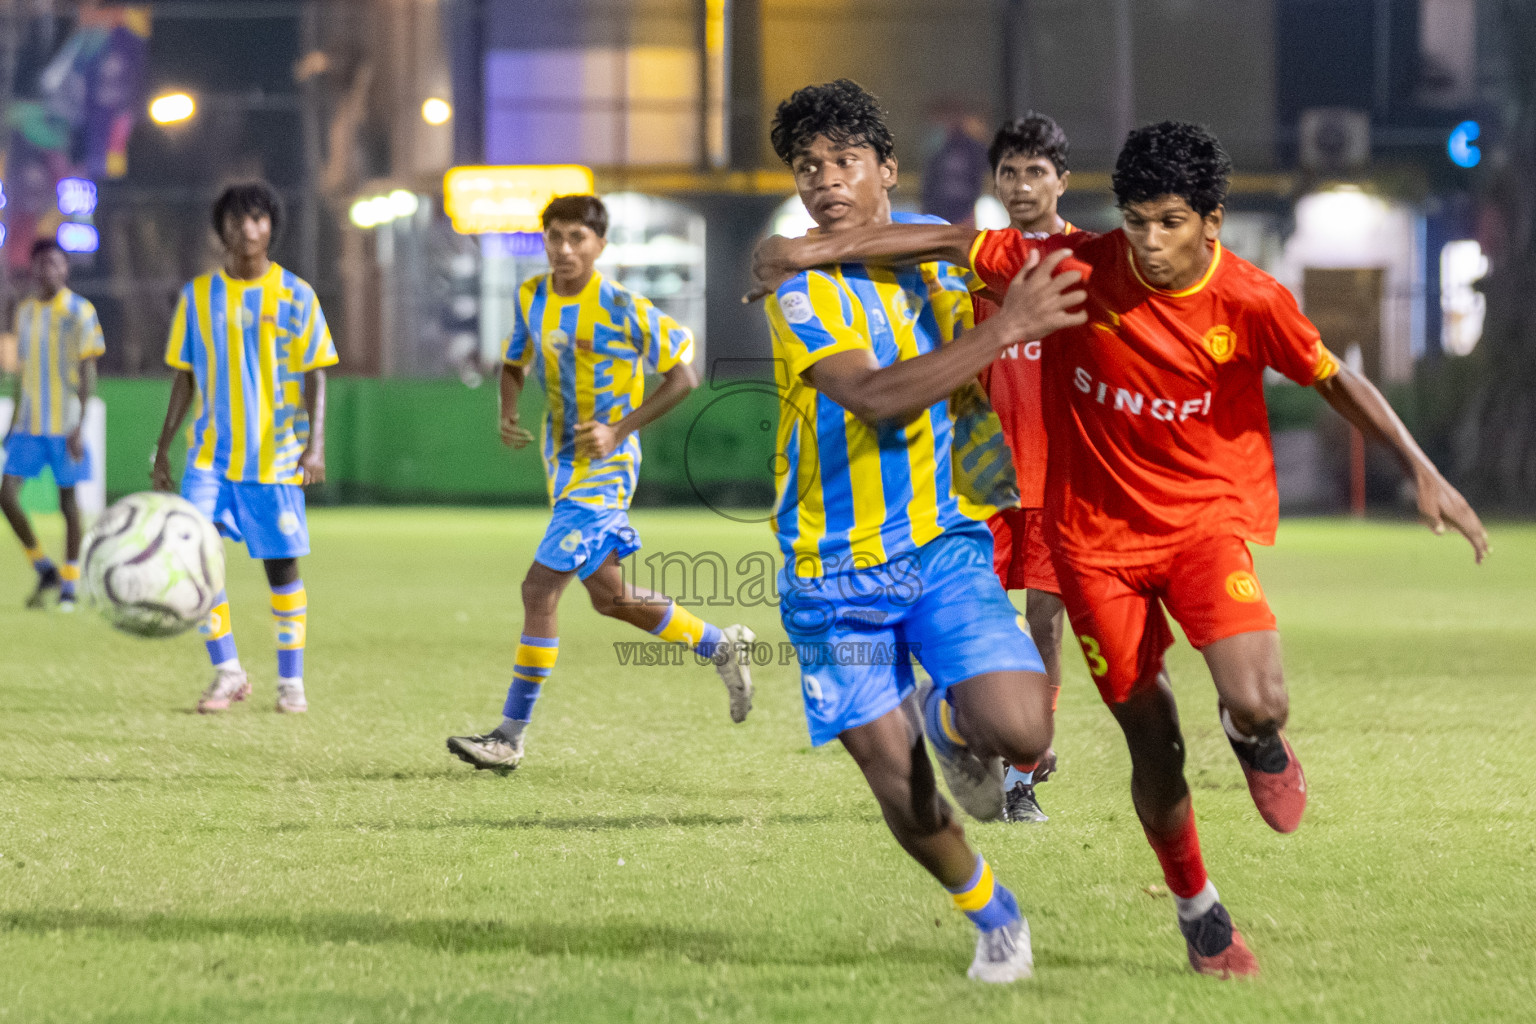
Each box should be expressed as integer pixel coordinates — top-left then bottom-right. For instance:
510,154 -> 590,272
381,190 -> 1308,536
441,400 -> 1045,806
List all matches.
670,360 -> 700,391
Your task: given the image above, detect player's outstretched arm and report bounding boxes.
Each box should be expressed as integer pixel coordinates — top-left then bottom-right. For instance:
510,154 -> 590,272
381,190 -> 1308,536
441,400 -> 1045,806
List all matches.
151,370 -> 196,492
746,223 -> 980,303
806,251 -> 1085,426
575,360 -> 699,460
1315,364 -> 1489,562
498,363 -> 534,449
298,369 -> 327,485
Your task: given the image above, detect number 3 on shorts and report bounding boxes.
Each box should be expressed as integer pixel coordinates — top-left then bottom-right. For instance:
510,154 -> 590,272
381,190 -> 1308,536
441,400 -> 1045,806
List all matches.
1079,635 -> 1109,678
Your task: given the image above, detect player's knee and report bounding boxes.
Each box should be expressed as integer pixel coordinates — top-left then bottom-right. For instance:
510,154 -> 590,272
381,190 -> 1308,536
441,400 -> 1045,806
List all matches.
955,685 -> 1053,765
520,573 -> 561,615
1225,669 -> 1289,736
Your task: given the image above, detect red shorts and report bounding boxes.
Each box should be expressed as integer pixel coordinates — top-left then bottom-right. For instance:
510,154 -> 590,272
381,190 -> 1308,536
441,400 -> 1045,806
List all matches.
1054,535 -> 1278,706
987,507 -> 1059,594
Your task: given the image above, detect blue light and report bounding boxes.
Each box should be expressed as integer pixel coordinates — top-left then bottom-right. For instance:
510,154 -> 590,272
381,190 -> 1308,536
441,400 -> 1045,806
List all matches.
0,181 -> 8,210
1448,121 -> 1481,169
57,222 -> 99,253
0,224 -> 7,248
57,177 -> 98,216
483,232 -> 545,259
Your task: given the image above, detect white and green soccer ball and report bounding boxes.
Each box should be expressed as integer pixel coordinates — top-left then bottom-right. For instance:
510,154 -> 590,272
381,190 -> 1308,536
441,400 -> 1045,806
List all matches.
81,491 -> 225,638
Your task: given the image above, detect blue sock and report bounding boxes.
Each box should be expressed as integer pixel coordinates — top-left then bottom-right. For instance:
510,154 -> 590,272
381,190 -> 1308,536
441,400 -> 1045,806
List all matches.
1004,765 -> 1035,788
946,854 -> 1022,932
502,635 -> 558,725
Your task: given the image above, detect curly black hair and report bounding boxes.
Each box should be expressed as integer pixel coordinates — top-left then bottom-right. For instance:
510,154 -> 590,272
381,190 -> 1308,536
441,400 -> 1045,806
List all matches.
771,79 -> 895,166
1112,121 -> 1231,216
211,180 -> 284,240
542,194 -> 608,237
987,113 -> 1069,174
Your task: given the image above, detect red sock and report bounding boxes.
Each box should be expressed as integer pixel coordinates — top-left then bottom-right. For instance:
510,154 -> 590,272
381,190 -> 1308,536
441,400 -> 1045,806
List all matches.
1143,804 -> 1208,899
1012,761 -> 1038,774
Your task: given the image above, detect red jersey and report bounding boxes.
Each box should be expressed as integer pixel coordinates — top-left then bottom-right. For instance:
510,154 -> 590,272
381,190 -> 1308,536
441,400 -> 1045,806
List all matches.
974,223 -> 1076,509
970,228 -> 1339,566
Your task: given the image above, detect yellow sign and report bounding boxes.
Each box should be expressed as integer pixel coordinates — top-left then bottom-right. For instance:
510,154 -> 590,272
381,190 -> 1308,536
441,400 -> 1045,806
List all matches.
443,165 -> 594,235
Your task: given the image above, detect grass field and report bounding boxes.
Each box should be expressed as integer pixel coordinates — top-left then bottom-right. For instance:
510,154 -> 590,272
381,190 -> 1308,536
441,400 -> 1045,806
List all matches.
1,509 -> 1533,1023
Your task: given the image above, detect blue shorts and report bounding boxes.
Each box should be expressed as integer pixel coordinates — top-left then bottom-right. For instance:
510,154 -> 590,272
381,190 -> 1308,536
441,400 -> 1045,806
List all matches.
182,466 -> 310,560
534,500 -> 642,579
779,524 -> 1045,746
3,433 -> 90,487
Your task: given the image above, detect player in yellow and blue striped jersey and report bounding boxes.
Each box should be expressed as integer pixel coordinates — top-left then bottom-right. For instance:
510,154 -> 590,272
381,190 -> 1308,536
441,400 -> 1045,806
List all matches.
1,238 -> 105,610
753,81 -> 1087,983
152,182 -> 337,716
445,195 -> 756,773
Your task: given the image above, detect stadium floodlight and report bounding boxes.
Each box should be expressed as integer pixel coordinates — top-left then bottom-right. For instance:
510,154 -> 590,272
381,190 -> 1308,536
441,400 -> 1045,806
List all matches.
388,189 -> 420,219
350,190 -> 422,229
149,92 -> 196,125
57,177 -> 98,216
58,222 -> 100,253
422,98 -> 453,125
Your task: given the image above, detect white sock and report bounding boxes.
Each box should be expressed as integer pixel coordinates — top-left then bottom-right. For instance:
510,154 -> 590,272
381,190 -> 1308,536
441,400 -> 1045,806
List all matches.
495,717 -> 528,742
1220,707 -> 1256,745
214,658 -> 242,674
1175,879 -> 1219,921
278,676 -> 304,691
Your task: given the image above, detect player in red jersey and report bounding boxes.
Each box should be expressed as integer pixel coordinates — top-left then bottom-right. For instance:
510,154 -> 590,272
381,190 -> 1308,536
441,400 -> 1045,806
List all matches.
974,114 -> 1075,824
747,121 -> 1488,978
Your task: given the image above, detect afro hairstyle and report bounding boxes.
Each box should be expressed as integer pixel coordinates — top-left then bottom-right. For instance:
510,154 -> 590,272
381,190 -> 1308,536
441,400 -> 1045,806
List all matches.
987,113 -> 1070,175
770,79 -> 895,166
1111,121 -> 1231,216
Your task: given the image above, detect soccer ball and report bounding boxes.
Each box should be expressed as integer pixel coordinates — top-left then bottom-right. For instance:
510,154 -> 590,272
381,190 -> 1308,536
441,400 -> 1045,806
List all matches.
81,491 -> 225,638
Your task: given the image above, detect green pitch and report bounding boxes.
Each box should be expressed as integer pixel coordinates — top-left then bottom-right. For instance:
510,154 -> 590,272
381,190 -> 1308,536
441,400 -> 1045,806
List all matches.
1,509 -> 1532,1022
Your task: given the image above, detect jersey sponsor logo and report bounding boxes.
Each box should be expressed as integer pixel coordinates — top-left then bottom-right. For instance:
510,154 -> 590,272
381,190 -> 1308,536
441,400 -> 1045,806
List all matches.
1225,570 -> 1262,603
1203,325 -> 1237,363
780,291 -> 814,325
1073,367 -> 1213,423
999,340 -> 1042,361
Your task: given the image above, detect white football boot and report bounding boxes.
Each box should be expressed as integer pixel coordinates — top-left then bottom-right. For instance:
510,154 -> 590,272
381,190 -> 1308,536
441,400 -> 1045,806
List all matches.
446,732 -> 525,771
275,680 -> 308,714
196,668 -> 251,714
714,624 -> 756,724
968,917 -> 1034,983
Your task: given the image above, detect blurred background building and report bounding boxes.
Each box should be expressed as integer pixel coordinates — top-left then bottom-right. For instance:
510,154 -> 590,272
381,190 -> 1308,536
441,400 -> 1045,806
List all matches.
0,0 -> 1528,511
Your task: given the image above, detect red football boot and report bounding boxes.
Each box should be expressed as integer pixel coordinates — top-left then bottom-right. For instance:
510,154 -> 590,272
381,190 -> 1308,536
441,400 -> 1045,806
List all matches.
1222,707 -> 1307,833
1179,901 -> 1260,979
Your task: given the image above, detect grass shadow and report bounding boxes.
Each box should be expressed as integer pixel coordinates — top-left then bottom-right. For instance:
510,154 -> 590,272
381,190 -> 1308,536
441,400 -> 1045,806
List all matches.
0,908 -> 946,970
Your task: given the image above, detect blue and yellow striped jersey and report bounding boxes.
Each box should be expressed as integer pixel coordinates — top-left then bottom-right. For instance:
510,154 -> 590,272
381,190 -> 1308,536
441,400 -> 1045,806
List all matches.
767,252 -> 1008,577
164,263 -> 338,485
504,271 -> 695,509
12,288 -> 104,437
